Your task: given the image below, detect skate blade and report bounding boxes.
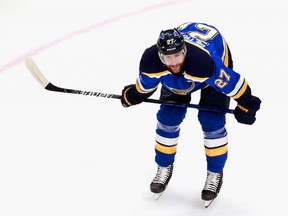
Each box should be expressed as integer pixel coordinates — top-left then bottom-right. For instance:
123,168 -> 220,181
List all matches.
204,199 -> 214,208
154,192 -> 163,200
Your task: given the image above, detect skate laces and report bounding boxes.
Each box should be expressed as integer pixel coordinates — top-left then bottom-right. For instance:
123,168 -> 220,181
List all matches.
203,171 -> 222,193
152,165 -> 172,184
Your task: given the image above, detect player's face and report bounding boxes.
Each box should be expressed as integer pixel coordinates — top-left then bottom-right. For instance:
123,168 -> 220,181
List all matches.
159,49 -> 186,73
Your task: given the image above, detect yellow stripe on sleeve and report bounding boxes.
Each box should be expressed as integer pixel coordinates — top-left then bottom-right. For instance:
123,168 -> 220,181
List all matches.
142,70 -> 170,78
135,80 -> 157,94
232,80 -> 248,100
183,72 -> 209,82
223,39 -> 229,67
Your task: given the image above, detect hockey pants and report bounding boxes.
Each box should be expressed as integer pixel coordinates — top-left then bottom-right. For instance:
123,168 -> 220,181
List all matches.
154,86 -> 230,173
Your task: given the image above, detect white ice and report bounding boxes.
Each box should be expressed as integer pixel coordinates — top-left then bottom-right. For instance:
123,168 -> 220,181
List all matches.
0,0 -> 287,215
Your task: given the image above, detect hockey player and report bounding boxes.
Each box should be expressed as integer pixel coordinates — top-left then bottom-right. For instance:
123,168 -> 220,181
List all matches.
120,22 -> 261,205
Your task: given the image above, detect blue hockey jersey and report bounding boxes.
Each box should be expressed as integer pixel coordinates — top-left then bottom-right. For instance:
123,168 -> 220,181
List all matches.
135,22 -> 249,103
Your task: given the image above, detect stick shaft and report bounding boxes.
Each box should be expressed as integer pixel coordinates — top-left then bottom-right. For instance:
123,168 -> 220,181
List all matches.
25,58 -> 234,114
46,82 -> 234,114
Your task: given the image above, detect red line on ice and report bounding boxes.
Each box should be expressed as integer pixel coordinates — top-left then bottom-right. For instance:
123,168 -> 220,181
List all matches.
0,0 -> 187,73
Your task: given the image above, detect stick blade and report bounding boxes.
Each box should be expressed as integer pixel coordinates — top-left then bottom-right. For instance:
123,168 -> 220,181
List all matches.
25,58 -> 49,88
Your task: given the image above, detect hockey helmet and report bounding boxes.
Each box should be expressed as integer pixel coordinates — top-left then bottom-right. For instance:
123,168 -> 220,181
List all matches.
157,28 -> 186,55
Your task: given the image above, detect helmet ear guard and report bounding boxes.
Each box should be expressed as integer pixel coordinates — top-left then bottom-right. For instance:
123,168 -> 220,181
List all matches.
157,28 -> 186,55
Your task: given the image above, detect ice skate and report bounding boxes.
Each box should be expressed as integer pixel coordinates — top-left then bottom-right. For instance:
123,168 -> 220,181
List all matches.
150,164 -> 173,200
201,170 -> 223,208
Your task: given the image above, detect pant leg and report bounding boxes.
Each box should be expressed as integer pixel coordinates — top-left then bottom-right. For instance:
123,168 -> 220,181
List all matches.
198,86 -> 230,173
154,87 -> 191,167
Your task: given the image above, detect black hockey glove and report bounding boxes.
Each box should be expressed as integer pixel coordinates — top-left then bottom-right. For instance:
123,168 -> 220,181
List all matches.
234,95 -> 261,125
120,84 -> 146,107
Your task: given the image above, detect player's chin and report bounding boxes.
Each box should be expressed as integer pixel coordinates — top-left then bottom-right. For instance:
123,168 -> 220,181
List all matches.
168,65 -> 181,73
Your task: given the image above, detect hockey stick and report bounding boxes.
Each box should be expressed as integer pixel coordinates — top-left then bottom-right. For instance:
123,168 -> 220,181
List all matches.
25,58 -> 234,114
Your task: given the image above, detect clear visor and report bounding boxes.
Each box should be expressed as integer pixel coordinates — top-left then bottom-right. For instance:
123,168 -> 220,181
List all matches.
159,47 -> 186,66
